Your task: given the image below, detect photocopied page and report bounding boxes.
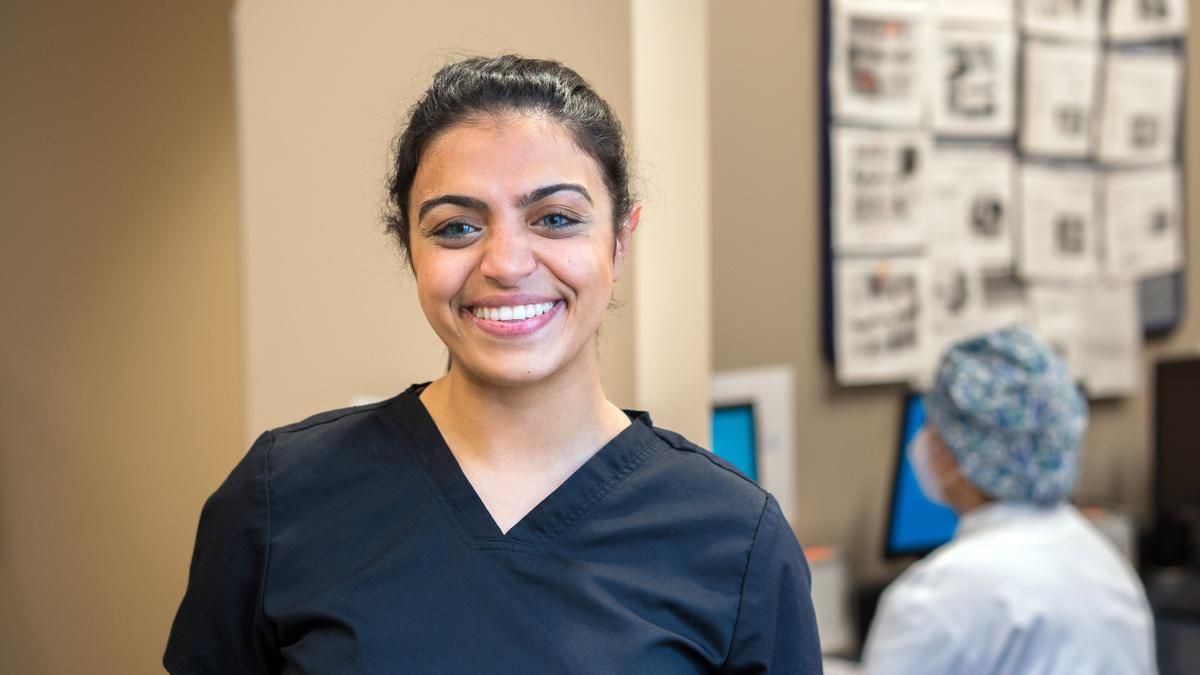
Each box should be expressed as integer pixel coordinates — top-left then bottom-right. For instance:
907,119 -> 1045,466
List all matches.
1096,49 -> 1183,166
829,1 -> 928,126
1077,280 -> 1142,397
835,255 -> 927,385
1102,166 -> 1185,278
832,126 -> 931,253
915,255 -> 986,390
1020,40 -> 1099,159
1018,164 -> 1099,281
978,269 -> 1031,332
928,144 -> 1016,268
1020,0 -> 1103,41
1106,0 -> 1188,42
931,27 -> 1016,138
1028,282 -> 1084,379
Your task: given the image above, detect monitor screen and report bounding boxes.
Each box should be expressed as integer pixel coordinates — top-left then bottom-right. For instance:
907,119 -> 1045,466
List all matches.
885,394 -> 959,557
1155,357 -> 1200,516
712,403 -> 758,481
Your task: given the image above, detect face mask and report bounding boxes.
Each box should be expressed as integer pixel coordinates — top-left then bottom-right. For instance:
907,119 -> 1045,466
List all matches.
907,428 -> 948,506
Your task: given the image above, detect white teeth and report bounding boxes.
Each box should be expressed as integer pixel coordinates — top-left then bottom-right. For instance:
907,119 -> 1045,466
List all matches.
472,302 -> 555,322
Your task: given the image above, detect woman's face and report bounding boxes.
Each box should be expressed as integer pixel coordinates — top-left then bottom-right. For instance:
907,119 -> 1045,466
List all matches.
408,114 -> 635,389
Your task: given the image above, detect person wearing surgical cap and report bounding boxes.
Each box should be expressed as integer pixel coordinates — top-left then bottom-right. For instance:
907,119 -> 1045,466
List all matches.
862,326 -> 1157,675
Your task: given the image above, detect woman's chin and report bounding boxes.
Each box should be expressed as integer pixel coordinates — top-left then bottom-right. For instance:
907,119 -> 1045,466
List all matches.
450,352 -> 583,390
451,361 -> 544,388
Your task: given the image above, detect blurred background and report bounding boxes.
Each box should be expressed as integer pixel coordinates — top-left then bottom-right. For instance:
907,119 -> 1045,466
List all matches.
1,1 -> 1197,672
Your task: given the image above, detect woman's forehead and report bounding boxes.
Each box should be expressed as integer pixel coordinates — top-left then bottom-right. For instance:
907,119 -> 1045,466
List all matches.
412,115 -> 608,204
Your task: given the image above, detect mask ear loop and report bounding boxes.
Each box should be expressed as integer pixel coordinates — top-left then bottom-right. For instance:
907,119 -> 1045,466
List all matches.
908,429 -> 944,505
927,430 -> 968,492
909,428 -> 967,506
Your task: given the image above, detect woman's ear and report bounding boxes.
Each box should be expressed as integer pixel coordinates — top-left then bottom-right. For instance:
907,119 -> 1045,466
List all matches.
612,203 -> 641,282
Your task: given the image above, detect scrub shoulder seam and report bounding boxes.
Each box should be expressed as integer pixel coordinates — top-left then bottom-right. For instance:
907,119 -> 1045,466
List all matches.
650,427 -> 768,496
270,397 -> 396,437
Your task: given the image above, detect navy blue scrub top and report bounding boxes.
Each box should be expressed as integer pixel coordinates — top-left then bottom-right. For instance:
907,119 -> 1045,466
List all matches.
165,384 -> 822,674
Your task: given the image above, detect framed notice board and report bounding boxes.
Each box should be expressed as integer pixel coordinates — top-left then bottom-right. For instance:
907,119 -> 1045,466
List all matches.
820,0 -> 1189,396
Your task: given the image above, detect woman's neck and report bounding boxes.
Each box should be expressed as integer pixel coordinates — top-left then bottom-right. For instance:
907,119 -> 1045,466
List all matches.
419,358 -> 630,471
419,357 -> 631,533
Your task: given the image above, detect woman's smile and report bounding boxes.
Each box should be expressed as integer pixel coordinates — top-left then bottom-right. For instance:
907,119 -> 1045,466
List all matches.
463,297 -> 564,337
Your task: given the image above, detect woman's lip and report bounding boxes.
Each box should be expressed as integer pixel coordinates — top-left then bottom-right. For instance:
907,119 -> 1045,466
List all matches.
463,300 -> 563,337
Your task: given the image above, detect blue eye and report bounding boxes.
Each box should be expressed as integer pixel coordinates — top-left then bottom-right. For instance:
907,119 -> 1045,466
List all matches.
537,212 -> 579,230
434,221 -> 480,239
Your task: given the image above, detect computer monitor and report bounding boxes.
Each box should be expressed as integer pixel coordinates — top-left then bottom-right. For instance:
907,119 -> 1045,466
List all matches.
1154,357 -> 1200,517
884,393 -> 959,558
711,402 -> 759,481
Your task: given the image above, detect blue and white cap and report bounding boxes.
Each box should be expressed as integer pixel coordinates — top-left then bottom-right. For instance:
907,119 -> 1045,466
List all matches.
925,325 -> 1087,503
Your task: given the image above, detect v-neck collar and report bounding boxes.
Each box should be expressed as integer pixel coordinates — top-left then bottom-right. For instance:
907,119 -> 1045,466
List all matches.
385,383 -> 662,548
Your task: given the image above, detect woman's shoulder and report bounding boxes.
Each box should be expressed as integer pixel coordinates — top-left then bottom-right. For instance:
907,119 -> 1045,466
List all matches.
274,396 -> 394,437
632,416 -> 771,522
651,422 -> 762,481
269,397 -> 398,455
251,391 -> 417,495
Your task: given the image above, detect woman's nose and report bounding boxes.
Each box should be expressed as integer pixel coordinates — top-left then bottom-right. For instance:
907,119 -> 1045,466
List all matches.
479,220 -> 537,286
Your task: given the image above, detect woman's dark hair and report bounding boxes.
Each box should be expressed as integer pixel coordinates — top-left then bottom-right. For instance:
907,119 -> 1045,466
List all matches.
385,55 -> 634,265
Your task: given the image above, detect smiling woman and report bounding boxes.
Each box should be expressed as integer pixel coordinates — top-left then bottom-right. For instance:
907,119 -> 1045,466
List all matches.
164,55 -> 822,674
407,115 -> 627,393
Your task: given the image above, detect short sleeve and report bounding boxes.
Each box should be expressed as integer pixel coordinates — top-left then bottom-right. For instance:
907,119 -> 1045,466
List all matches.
718,494 -> 824,674
164,431 -> 280,674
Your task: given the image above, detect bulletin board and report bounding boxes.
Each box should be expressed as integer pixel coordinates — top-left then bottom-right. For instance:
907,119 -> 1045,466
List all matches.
820,0 -> 1190,398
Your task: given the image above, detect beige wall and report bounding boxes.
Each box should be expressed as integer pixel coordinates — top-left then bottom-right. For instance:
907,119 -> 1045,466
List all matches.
234,0 -> 638,439
632,0 -> 713,443
710,0 -> 1200,579
0,2 -> 244,673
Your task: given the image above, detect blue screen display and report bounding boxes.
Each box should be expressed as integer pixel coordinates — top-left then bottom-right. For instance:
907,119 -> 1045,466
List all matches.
711,404 -> 758,481
888,395 -> 958,555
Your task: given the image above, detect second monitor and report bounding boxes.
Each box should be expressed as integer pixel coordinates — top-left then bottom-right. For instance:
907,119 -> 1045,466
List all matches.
711,402 -> 759,482
885,393 -> 959,558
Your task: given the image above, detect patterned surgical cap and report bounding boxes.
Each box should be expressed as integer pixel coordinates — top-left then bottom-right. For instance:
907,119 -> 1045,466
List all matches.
925,325 -> 1087,503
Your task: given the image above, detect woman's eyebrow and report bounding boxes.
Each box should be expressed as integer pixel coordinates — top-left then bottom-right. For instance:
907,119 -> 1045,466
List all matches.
417,194 -> 488,220
517,183 -> 592,208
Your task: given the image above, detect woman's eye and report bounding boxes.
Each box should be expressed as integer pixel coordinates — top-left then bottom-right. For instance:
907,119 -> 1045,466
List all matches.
434,221 -> 480,240
536,212 -> 579,230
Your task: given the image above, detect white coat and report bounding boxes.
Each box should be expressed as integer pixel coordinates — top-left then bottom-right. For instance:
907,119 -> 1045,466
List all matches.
863,502 -> 1157,675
